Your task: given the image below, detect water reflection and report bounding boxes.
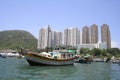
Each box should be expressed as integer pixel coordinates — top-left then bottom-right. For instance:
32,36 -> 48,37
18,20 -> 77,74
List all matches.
18,65 -> 77,79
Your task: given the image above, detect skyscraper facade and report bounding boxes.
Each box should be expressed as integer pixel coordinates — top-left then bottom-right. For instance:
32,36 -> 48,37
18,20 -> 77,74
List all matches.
38,24 -> 111,49
38,28 -> 46,49
64,28 -> 69,46
38,26 -> 63,49
38,26 -> 52,49
82,26 -> 89,44
54,31 -> 63,46
101,24 -> 111,48
72,27 -> 80,46
64,27 -> 80,46
90,24 -> 98,43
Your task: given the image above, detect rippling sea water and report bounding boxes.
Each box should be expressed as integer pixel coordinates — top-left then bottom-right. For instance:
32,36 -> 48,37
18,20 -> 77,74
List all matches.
0,57 -> 120,80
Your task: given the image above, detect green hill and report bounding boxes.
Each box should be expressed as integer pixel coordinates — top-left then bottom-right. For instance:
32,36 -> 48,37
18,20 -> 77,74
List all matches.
0,30 -> 38,50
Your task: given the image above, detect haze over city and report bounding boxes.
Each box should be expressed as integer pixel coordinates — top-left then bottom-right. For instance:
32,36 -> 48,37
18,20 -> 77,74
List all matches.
0,0 -> 120,48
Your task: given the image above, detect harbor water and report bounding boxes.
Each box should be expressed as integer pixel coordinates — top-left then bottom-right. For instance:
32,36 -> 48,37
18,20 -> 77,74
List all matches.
0,57 -> 120,80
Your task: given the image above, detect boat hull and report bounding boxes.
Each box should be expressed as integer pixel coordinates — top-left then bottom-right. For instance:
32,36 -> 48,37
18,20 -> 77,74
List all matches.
24,53 -> 74,66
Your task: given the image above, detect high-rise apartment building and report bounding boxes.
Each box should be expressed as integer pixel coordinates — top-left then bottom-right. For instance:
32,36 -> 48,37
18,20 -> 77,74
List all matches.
38,26 -> 63,49
90,24 -> 98,43
38,28 -> 46,49
82,26 -> 89,44
53,31 -> 63,46
38,24 -> 111,49
64,27 -> 80,46
64,28 -> 69,46
72,27 -> 80,46
38,25 -> 52,49
101,24 -> 111,48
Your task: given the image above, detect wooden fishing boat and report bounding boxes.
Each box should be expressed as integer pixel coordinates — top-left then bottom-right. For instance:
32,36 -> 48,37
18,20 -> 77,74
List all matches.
22,49 -> 75,66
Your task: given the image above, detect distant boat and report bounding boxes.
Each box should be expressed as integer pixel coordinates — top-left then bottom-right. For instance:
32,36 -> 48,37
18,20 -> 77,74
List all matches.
0,54 -> 6,58
21,49 -> 76,66
75,54 -> 92,63
78,57 -> 92,63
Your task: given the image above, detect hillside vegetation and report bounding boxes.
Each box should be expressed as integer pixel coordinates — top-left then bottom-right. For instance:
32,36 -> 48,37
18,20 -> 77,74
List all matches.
0,30 -> 37,50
